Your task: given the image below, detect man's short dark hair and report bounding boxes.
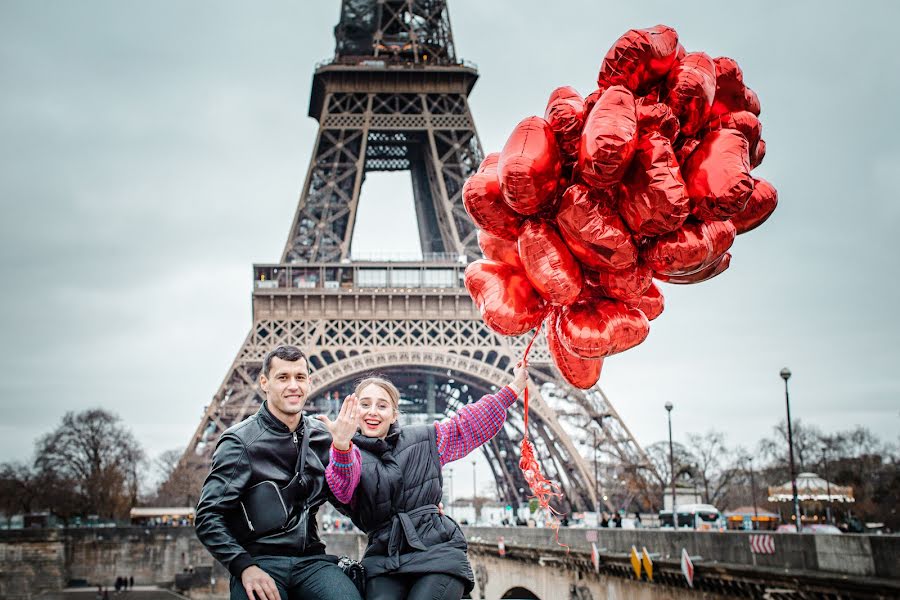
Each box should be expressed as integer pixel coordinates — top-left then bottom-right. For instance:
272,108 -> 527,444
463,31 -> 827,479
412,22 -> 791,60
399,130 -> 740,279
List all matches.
261,345 -> 308,377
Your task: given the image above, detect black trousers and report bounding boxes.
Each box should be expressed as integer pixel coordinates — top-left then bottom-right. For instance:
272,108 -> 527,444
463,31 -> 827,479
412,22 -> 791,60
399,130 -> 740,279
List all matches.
229,555 -> 362,600
366,572 -> 466,600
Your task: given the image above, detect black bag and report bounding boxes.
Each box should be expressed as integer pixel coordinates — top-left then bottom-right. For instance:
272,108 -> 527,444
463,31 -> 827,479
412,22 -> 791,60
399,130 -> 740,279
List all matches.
236,427 -> 310,538
337,556 -> 366,595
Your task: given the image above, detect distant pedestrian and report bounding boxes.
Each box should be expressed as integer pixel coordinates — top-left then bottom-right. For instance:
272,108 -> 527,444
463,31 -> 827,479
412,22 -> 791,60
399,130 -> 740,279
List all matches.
129,576 -> 133,589
612,512 -> 622,528
114,577 -> 121,593
634,512 -> 642,528
600,511 -> 610,527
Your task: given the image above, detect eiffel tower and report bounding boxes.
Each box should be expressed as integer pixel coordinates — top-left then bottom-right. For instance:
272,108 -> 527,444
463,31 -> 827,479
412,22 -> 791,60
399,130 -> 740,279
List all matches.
173,0 -> 654,513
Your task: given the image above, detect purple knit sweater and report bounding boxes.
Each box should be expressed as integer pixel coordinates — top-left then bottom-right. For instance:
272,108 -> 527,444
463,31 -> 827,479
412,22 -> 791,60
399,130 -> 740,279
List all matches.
325,385 -> 519,504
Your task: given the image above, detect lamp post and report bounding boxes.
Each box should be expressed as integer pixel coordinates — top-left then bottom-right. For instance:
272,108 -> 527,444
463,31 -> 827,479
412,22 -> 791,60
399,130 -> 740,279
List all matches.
821,437 -> 833,525
781,367 -> 802,532
472,460 -> 478,525
665,401 -> 676,525
747,457 -> 759,530
592,428 -> 600,514
446,468 -> 454,519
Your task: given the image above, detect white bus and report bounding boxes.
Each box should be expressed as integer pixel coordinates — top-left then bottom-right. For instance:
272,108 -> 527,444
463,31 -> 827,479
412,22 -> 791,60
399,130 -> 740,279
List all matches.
659,503 -> 723,531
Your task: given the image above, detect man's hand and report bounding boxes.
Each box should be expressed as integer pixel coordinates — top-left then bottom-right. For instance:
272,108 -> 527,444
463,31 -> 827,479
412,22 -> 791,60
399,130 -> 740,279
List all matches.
316,394 -> 359,451
510,360 -> 528,396
240,565 -> 279,600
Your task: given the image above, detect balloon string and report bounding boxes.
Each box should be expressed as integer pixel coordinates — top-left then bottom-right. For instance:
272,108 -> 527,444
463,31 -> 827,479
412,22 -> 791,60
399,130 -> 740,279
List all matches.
521,323 -> 542,433
517,318 -> 569,552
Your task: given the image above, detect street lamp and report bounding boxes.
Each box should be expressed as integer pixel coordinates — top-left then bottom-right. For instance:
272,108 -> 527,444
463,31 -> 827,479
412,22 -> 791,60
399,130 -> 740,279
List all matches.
664,401 -> 676,525
747,457 -> 759,530
472,460 -> 478,525
781,367 -> 802,532
592,428 -> 600,514
446,468 -> 454,519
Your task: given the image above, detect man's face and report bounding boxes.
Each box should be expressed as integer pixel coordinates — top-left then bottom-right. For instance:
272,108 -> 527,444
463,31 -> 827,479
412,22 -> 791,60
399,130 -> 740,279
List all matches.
260,356 -> 310,421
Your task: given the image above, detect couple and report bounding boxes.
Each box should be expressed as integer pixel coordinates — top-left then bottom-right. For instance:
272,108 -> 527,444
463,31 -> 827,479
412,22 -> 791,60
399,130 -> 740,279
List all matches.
195,345 -> 528,600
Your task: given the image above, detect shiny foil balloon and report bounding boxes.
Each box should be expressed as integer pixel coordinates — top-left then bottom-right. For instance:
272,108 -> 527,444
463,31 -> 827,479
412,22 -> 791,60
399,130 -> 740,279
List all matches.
642,220 -> 709,276
478,229 -> 523,269
591,262 -> 653,302
464,259 -> 547,336
643,219 -> 735,276
498,117 -> 563,216
730,177 -> 778,234
675,137 -> 701,164
597,25 -> 680,93
707,110 -> 762,157
751,138 -> 766,169
664,52 -> 716,136
711,57 -> 760,117
583,87 -> 605,115
577,86 -> 638,189
463,170 -> 523,241
682,128 -> 754,221
626,281 -> 665,320
658,252 -> 731,284
556,183 -> 637,271
556,299 -> 650,359
547,311 -> 603,389
518,220 -> 583,305
544,86 -> 586,165
479,152 -> 501,173
620,132 -> 690,237
636,100 -> 679,142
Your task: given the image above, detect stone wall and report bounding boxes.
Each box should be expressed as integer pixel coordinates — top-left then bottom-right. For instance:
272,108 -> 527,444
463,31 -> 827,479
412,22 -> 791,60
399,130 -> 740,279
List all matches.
0,528 -> 366,600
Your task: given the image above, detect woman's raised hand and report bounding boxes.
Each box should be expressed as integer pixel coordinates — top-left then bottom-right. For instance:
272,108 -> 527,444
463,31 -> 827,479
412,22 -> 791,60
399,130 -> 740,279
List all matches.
511,359 -> 529,396
316,393 -> 359,451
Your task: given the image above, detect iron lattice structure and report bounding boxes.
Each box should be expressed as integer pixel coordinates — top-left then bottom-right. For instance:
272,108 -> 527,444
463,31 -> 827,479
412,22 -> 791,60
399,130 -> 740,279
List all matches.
176,0 -> 655,513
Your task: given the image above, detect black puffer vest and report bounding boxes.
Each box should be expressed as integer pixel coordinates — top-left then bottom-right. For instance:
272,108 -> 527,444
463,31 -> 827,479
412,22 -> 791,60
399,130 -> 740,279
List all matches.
347,423 -> 473,591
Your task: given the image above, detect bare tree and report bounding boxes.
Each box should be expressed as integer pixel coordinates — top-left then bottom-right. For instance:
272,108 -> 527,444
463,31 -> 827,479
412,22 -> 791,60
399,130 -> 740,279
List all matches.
686,430 -> 741,506
33,409 -> 144,520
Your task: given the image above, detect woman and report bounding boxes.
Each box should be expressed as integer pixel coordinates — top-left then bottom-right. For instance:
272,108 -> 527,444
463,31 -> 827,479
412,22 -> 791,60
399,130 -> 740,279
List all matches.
318,362 -> 528,600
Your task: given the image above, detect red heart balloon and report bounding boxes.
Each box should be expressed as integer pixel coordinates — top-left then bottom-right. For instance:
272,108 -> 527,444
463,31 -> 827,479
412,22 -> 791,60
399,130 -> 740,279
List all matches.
518,220 -> 583,305
642,219 -> 735,276
478,229 -> 523,269
657,251 -> 731,284
620,132 -> 690,237
463,170 -> 523,241
636,99 -> 680,142
544,86 -> 586,165
577,86 -> 638,189
706,110 -> 762,158
479,152 -> 501,173
586,262 -> 653,302
682,128 -> 754,221
556,299 -> 650,359
751,138 -> 766,169
556,183 -> 637,271
597,25 -> 680,94
626,281 -> 665,320
547,310 -> 603,389
730,178 -> 778,234
664,52 -> 716,136
499,117 -> 562,216
710,57 -> 760,117
464,259 -> 547,336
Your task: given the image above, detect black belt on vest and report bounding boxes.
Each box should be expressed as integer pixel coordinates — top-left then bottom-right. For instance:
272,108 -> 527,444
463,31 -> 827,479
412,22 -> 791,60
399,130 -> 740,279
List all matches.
370,504 -> 440,570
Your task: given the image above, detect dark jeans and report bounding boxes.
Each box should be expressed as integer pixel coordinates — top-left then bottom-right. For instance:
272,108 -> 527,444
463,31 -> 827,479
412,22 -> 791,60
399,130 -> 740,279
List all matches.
229,555 -> 362,600
366,572 -> 465,600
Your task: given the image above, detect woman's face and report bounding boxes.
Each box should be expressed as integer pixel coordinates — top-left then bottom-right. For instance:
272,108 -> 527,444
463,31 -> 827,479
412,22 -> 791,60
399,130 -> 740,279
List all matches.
357,383 -> 397,439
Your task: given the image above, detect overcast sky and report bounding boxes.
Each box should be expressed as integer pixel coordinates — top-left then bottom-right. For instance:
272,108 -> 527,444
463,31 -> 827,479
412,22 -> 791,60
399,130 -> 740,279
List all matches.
1,1 -> 898,500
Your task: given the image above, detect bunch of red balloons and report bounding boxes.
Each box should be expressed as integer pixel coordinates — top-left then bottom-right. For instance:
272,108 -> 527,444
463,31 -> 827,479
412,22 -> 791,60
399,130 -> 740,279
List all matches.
464,25 -> 778,390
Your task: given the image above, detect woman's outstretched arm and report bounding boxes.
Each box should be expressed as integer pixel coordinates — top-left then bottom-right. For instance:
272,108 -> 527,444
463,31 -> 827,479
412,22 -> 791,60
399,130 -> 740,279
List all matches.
434,361 -> 528,466
318,394 -> 362,504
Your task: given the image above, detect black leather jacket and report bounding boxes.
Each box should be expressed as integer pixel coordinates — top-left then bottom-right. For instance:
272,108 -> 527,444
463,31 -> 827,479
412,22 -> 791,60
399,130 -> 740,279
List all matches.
194,402 -> 332,577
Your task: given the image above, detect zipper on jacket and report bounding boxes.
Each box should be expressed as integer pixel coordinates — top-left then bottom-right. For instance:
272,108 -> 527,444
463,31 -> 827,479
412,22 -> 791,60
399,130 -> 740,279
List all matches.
240,502 -> 255,532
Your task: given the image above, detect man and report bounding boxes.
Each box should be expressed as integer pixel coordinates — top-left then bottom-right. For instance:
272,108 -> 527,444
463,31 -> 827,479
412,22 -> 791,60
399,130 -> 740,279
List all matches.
195,345 -> 362,600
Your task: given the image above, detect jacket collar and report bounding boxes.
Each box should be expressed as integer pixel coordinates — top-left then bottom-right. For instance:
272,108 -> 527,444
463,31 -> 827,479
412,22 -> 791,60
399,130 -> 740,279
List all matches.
353,422 -> 401,455
258,400 -> 304,434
